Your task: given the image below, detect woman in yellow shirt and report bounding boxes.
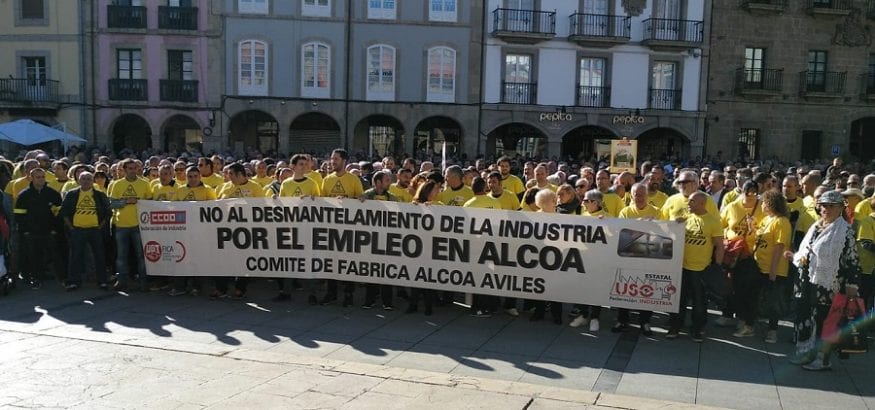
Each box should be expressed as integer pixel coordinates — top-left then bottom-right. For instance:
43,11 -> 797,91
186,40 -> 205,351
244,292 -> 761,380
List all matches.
406,180 -> 443,316
718,181 -> 763,328
569,190 -> 608,332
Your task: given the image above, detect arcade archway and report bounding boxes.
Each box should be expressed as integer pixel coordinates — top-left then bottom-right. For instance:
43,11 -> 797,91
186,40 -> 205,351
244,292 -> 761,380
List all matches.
561,125 -> 616,162
353,115 -> 405,159
414,116 -> 462,158
289,112 -> 341,155
162,114 -> 201,154
637,127 -> 690,161
229,110 -> 278,154
112,114 -> 152,152
486,123 -> 546,158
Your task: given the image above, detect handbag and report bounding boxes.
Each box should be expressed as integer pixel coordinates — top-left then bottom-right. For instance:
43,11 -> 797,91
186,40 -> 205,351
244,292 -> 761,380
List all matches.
822,293 -> 868,353
701,263 -> 731,304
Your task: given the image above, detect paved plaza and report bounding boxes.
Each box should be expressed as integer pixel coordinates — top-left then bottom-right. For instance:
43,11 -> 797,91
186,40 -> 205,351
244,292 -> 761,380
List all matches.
0,280 -> 872,409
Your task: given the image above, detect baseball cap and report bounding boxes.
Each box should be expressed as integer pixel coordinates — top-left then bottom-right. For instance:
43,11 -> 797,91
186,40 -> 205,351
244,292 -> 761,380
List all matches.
817,190 -> 844,205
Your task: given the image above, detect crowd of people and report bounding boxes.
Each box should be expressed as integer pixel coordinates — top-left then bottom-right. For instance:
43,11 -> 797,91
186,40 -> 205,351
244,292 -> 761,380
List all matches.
3,146 -> 873,372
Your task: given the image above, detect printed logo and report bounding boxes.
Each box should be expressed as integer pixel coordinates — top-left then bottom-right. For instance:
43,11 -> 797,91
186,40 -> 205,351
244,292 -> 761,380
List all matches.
143,240 -> 187,263
609,270 -> 677,307
149,211 -> 187,225
144,240 -> 162,262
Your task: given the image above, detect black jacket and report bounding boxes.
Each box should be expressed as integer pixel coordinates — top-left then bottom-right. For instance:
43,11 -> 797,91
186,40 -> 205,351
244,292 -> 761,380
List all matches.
15,183 -> 62,234
59,188 -> 111,229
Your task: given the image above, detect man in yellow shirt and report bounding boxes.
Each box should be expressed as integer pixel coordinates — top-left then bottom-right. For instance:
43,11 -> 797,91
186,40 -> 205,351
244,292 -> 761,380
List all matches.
661,170 -> 719,221
151,164 -> 178,201
439,165 -> 474,206
497,156 -> 525,198
5,159 -> 39,205
59,172 -> 111,291
857,210 -> 875,310
168,166 -> 217,297
305,154 -> 324,188
197,157 -> 223,189
320,149 -> 364,306
108,158 -> 153,291
486,171 -> 520,211
252,160 -> 274,187
361,171 -> 400,310
615,183 -> 661,335
595,170 -> 623,217
668,191 -> 723,342
388,168 -> 413,203
464,177 -> 499,317
531,164 -> 558,193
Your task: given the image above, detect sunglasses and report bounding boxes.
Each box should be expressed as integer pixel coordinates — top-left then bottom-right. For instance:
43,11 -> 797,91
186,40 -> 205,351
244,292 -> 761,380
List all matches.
583,199 -> 596,203
677,180 -> 694,184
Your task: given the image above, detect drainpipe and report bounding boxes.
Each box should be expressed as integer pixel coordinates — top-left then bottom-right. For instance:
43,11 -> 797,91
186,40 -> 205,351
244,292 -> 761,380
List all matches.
89,0 -> 98,147
78,0 -> 87,152
344,0 -> 352,151
476,4 -> 487,157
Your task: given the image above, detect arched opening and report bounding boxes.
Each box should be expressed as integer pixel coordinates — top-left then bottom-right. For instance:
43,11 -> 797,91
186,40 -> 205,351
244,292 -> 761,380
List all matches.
561,125 -> 616,163
636,127 -> 690,162
162,115 -> 201,154
289,112 -> 341,155
413,116 -> 462,159
112,114 -> 152,153
850,117 -> 875,161
229,110 -> 278,154
353,115 -> 405,159
486,123 -> 546,158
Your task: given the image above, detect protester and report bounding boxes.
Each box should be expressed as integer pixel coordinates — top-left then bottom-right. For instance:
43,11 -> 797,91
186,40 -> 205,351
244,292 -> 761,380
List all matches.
748,191 -> 792,343
60,172 -> 111,291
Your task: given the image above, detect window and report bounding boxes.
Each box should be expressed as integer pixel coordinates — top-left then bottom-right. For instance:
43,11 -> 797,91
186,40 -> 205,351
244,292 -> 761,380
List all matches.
806,50 -> 828,91
800,130 -> 821,160
737,128 -> 759,160
368,0 -> 396,19
303,0 -> 330,17
168,50 -> 193,80
430,0 -> 457,22
302,42 -> 330,98
744,47 -> 764,84
23,57 -> 47,86
367,44 -> 395,101
239,40 -> 267,96
650,61 -> 678,109
238,0 -> 267,14
867,54 -> 875,92
427,47 -> 455,102
169,0 -> 193,6
21,0 -> 45,19
579,57 -> 606,107
116,0 -> 144,5
117,49 -> 143,79
503,53 -> 533,104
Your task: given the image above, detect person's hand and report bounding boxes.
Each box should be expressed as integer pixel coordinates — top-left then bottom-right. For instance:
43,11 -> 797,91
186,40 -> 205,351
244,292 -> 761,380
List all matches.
335,195 -> 345,200
675,217 -> 685,223
597,215 -> 604,219
769,273 -> 776,282
783,250 -> 794,260
126,197 -> 138,204
358,196 -> 366,203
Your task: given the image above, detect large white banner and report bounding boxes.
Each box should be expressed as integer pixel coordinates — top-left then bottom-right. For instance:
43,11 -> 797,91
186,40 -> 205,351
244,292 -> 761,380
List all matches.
138,198 -> 684,312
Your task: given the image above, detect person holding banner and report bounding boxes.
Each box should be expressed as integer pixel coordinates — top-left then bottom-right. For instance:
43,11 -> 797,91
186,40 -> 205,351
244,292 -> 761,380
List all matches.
389,168 -> 413,203
497,156 -> 525,198
60,172 -> 111,291
613,183 -> 659,336
463,177 -> 500,317
595,170 -> 623,217
108,159 -> 153,292
212,163 -> 265,300
168,166 -> 217,297
406,180 -> 443,316
668,192 -> 724,342
320,149 -> 364,307
529,189 -> 563,325
661,171 -> 719,222
439,165 -> 474,207
361,170 -> 399,311
570,189 -> 610,331
486,171 -> 520,211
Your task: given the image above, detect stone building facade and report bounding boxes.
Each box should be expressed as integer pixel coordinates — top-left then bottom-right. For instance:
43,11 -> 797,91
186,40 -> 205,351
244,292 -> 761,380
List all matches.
706,0 -> 875,163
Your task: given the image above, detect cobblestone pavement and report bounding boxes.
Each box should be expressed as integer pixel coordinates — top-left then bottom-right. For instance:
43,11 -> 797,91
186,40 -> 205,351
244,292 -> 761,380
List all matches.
0,279 -> 872,409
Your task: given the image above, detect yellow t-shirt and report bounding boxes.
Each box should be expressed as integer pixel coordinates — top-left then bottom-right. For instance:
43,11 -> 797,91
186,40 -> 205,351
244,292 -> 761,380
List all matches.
647,190 -> 669,209
856,200 -> 872,222
5,177 -> 30,204
201,174 -> 224,189
321,172 -> 364,198
176,184 -> 217,201
62,180 -> 81,195
786,197 -> 814,235
280,177 -> 321,197
618,204 -> 660,219
306,170 -> 324,188
220,180 -> 266,199
720,198 -> 763,250
253,176 -> 274,188
753,215 -> 792,276
72,189 -> 99,228
583,209 -> 609,218
388,183 -> 412,203
803,195 -> 818,223
856,214 -> 875,275
500,174 -> 525,196
602,192 -> 624,217
463,194 -> 498,209
47,178 -> 67,194
534,183 -> 558,193
108,178 -> 153,228
489,190 -> 521,211
439,184 -> 475,206
721,189 -> 741,210
683,213 -> 722,271
152,183 -> 178,201
661,192 -> 719,221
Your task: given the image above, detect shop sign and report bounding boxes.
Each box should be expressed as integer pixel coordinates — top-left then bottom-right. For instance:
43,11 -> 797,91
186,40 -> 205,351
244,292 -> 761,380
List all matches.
539,112 -> 574,122
612,115 -> 645,125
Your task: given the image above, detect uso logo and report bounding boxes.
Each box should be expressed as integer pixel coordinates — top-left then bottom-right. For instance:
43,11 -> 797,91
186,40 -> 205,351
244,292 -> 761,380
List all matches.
144,241 -> 187,263
141,211 -> 187,225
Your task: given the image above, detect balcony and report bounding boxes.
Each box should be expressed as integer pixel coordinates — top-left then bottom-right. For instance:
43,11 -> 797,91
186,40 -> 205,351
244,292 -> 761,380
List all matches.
806,0 -> 852,15
642,19 -> 703,50
859,73 -> 875,100
501,82 -> 537,104
0,78 -> 61,107
109,79 -> 147,101
568,14 -> 630,47
160,80 -> 198,102
577,86 -> 610,107
491,8 -> 556,44
107,5 -> 147,29
798,71 -> 846,97
735,68 -> 783,95
740,0 -> 786,12
648,88 -> 681,110
158,6 -> 198,30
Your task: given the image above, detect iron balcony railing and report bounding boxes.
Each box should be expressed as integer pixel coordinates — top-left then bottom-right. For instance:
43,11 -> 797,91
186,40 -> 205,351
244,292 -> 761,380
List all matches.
740,0 -> 787,7
799,71 -> 846,94
160,80 -> 198,102
648,88 -> 681,110
642,18 -> 703,43
492,8 -> 556,35
0,78 -> 60,103
569,13 -> 630,39
158,6 -> 198,30
577,85 -> 610,107
107,5 -> 147,29
735,68 -> 784,92
860,73 -> 875,95
501,81 -> 537,104
109,79 -> 147,101
807,0 -> 852,10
